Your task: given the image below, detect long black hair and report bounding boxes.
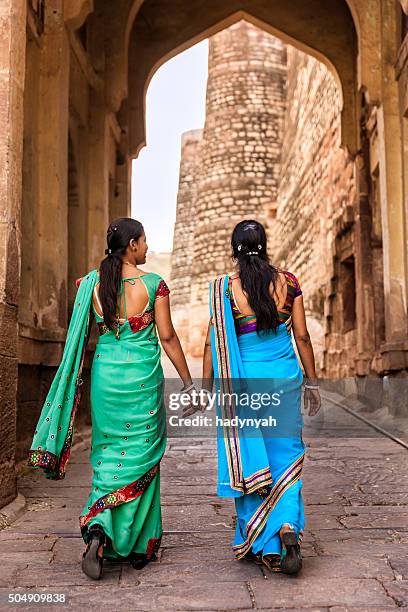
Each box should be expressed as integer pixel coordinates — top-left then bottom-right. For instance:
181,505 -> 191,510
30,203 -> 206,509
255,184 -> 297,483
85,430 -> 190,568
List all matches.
99,217 -> 144,331
231,219 -> 281,335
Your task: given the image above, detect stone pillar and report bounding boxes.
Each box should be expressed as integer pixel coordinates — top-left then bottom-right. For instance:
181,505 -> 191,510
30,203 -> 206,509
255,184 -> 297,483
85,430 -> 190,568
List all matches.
170,129 -> 202,348
188,21 -> 287,356
353,104 -> 385,376
87,12 -> 109,269
376,4 -> 408,369
17,0 -> 71,470
36,0 -> 70,334
18,0 -> 70,357
0,0 -> 26,508
109,146 -> 130,221
348,109 -> 374,377
67,124 -> 89,312
110,101 -> 132,220
87,93 -> 109,268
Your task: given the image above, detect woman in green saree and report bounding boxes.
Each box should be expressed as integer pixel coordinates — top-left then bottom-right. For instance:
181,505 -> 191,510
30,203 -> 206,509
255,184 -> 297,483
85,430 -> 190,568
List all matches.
27,217 -> 195,580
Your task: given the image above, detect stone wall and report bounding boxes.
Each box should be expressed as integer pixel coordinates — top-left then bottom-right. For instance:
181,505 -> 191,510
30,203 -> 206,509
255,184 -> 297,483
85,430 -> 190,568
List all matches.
271,47 -> 357,375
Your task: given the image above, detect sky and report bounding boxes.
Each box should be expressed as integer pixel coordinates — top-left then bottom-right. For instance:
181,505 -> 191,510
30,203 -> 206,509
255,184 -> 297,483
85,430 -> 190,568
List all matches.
131,40 -> 209,253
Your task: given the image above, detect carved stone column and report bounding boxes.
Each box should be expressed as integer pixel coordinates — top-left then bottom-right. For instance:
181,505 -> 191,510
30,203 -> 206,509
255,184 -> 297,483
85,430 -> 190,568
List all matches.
0,0 -> 27,508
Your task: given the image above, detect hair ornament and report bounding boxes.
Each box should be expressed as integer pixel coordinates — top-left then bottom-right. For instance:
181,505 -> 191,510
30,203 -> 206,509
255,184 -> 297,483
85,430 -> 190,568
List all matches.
237,244 -> 242,251
258,244 -> 262,250
243,223 -> 257,231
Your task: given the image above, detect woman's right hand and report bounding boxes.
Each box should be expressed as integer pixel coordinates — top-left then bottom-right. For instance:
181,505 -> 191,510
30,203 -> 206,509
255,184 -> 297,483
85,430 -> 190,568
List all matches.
181,384 -> 200,417
304,388 -> 321,416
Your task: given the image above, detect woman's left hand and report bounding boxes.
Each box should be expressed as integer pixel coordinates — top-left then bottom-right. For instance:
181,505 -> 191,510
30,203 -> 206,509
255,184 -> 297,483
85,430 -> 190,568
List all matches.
304,388 -> 321,416
181,385 -> 202,417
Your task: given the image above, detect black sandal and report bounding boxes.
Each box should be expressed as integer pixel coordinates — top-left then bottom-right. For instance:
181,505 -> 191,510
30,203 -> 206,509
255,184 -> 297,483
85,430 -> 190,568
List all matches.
262,553 -> 282,572
129,552 -> 149,570
81,525 -> 106,580
280,529 -> 302,575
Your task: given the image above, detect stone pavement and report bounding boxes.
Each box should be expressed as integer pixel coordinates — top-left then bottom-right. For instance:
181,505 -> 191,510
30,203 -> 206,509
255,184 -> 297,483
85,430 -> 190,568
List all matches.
1,360 -> 407,610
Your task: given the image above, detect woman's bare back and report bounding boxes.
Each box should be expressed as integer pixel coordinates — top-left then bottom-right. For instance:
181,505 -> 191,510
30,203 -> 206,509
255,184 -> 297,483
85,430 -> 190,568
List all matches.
92,274 -> 151,321
229,271 -> 288,315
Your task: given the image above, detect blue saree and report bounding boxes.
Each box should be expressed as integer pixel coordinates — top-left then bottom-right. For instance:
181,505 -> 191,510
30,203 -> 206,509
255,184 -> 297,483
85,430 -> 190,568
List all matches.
209,274 -> 306,559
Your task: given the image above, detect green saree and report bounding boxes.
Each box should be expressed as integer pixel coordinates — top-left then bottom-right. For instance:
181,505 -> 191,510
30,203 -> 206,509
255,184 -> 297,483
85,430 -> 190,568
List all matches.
28,269 -> 170,561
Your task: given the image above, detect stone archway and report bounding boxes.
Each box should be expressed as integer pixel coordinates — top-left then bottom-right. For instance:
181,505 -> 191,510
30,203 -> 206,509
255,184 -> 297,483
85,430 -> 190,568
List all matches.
125,1 -> 359,159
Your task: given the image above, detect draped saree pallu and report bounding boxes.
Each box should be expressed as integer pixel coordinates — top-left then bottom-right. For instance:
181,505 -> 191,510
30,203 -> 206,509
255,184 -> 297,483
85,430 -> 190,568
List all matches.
28,269 -> 170,562
209,275 -> 306,561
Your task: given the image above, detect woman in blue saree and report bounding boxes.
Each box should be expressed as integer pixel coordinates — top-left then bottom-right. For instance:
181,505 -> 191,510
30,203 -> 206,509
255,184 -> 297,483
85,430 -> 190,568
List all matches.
200,220 -> 321,574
